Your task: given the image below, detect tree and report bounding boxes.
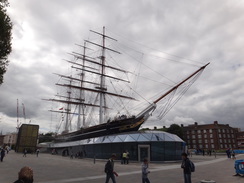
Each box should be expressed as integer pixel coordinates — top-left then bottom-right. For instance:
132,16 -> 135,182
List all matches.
167,124 -> 183,139
0,0 -> 12,85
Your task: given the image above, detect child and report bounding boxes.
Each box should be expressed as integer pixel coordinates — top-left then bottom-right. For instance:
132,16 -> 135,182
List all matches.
142,158 -> 150,183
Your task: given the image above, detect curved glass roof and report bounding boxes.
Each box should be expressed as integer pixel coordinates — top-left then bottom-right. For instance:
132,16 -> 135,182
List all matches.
50,130 -> 184,148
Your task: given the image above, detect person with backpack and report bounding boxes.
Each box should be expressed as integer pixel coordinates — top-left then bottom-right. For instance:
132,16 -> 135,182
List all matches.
104,153 -> 118,183
181,152 -> 193,183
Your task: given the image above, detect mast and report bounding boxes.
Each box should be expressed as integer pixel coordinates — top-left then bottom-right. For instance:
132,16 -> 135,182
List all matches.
77,42 -> 86,130
99,27 -> 106,124
87,26 -> 121,124
137,62 -> 210,118
153,63 -> 210,104
64,80 -> 72,132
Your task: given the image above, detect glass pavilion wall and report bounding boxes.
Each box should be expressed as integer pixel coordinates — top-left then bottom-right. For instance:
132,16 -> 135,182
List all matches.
49,131 -> 185,161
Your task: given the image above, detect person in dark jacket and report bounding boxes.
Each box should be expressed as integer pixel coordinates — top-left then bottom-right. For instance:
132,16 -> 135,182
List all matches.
104,153 -> 118,183
14,166 -> 34,183
181,152 -> 191,183
1,148 -> 5,162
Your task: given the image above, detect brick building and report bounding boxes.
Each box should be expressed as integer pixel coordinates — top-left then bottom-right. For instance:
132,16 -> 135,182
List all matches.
236,131 -> 244,149
182,121 -> 238,150
0,135 -> 4,147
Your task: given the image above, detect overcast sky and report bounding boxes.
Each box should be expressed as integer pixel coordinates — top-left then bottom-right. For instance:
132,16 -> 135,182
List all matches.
0,0 -> 244,134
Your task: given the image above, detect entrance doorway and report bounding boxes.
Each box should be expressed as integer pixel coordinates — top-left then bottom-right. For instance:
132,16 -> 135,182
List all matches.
138,145 -> 150,162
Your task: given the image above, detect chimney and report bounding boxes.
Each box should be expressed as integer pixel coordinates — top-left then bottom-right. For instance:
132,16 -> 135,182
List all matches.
181,124 -> 184,127
154,126 -> 157,130
214,121 -> 218,125
194,122 -> 198,125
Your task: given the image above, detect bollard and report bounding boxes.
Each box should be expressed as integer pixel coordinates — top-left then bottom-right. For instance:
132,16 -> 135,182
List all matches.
200,180 -> 216,183
94,155 -> 96,164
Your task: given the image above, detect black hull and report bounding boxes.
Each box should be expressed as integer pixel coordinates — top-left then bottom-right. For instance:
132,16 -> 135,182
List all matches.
55,116 -> 145,142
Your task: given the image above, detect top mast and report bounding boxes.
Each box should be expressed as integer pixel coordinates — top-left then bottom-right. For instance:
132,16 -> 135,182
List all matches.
99,27 -> 106,124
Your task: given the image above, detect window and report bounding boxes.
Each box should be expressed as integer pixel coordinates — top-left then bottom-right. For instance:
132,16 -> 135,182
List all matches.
198,130 -> 201,134
210,134 -> 213,138
198,134 -> 202,138
211,144 -> 215,149
209,129 -> 212,133
205,139 -> 208,143
219,134 -> 222,138
192,135 -> 195,139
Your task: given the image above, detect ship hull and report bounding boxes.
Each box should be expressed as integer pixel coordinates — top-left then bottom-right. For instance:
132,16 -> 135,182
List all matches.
55,116 -> 145,142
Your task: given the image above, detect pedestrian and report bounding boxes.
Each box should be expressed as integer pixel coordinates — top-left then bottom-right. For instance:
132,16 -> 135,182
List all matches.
104,153 -> 118,183
142,158 -> 150,183
36,149 -> 40,157
1,148 -> 5,162
14,166 -> 34,183
226,148 -> 231,158
126,150 -> 130,164
120,152 -> 123,164
122,151 -> 127,164
23,148 -> 27,157
231,150 -> 236,160
181,152 -> 192,183
70,151 -> 74,159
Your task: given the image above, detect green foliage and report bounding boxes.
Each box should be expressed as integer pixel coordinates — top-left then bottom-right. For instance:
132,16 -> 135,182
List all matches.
139,128 -> 150,131
39,132 -> 55,143
166,123 -> 183,139
0,0 -> 12,85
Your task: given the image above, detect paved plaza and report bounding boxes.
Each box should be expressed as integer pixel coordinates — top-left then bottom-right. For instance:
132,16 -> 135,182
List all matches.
0,151 -> 244,183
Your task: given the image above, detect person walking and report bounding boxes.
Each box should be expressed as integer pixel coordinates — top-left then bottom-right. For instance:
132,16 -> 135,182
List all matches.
122,151 -> 127,164
36,149 -> 40,157
181,152 -> 192,183
231,150 -> 236,160
1,148 -> 5,162
142,158 -> 150,183
126,150 -> 130,164
104,153 -> 118,183
23,148 -> 27,157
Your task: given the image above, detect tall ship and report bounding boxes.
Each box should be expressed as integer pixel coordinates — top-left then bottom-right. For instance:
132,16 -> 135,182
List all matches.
44,27 -> 209,142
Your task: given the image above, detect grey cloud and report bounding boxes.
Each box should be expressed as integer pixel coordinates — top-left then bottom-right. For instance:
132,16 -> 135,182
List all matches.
1,0 -> 243,134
